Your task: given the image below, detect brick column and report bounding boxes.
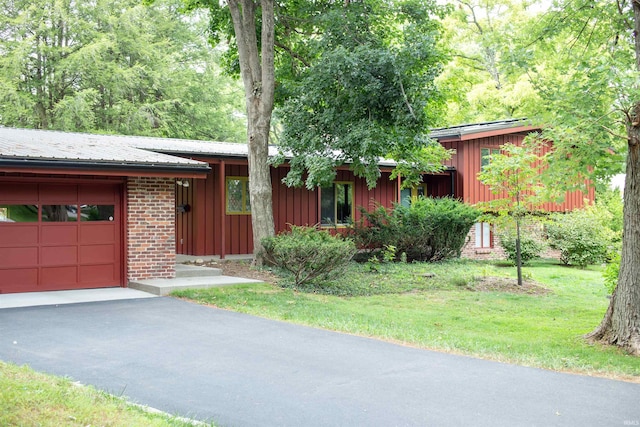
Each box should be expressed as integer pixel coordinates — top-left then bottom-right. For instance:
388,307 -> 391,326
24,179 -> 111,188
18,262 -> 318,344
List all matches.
127,177 -> 176,281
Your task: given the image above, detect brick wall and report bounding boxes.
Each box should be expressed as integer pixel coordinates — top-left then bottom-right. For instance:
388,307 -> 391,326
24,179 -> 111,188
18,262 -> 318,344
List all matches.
460,223 -> 507,261
127,177 -> 176,281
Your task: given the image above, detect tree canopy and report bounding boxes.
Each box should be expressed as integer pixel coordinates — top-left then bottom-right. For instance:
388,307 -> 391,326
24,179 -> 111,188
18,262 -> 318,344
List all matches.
273,0 -> 452,189
0,0 -> 246,141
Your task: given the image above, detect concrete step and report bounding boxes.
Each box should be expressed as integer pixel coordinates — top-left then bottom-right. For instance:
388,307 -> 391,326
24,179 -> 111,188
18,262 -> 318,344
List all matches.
176,263 -> 222,278
128,275 -> 264,296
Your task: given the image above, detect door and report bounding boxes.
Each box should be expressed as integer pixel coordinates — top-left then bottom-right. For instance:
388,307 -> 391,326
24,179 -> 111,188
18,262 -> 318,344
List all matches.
0,181 -> 123,293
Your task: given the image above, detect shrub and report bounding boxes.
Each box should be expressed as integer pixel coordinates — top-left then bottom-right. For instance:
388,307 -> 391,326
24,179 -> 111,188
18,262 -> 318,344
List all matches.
261,225 -> 357,288
498,225 -> 545,265
350,197 -> 481,262
545,208 -> 614,267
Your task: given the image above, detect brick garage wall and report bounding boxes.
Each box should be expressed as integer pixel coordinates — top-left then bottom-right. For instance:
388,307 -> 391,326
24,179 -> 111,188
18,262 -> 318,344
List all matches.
460,223 -> 507,261
127,177 -> 175,281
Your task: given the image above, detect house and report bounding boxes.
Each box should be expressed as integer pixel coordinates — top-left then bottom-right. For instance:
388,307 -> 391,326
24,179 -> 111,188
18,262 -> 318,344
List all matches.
0,120 -> 593,294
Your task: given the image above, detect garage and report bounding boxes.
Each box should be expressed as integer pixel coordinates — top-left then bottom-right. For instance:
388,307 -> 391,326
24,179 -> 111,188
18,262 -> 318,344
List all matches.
0,180 -> 123,293
0,127 -> 211,294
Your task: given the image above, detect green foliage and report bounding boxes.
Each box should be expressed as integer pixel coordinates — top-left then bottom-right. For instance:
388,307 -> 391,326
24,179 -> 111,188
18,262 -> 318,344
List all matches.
546,208 -> 614,268
351,197 -> 481,262
0,0 -> 246,141
498,226 -> 545,265
272,0 -> 451,189
603,253 -> 620,295
261,226 -> 357,289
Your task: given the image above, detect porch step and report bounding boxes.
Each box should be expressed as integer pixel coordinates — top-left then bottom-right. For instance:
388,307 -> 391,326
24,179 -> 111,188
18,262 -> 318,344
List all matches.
128,275 -> 264,296
176,263 -> 222,278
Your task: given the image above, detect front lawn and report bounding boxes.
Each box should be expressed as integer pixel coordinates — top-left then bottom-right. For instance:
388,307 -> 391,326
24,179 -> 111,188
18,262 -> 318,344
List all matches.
173,259 -> 640,381
0,362 -> 210,427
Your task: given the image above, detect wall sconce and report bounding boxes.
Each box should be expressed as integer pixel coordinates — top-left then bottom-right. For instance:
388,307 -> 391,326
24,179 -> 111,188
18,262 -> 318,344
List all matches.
176,180 -> 190,188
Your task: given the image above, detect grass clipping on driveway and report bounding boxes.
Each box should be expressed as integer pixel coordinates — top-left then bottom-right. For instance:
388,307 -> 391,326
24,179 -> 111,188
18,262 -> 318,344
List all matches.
0,362 -> 208,427
173,259 -> 640,381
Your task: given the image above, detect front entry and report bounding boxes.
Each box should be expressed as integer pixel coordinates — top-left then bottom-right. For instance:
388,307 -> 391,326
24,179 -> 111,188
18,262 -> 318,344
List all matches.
0,180 -> 123,293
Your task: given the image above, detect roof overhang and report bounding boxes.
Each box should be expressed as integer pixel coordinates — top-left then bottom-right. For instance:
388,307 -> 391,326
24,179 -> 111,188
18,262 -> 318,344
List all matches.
0,159 -> 210,178
430,119 -> 542,142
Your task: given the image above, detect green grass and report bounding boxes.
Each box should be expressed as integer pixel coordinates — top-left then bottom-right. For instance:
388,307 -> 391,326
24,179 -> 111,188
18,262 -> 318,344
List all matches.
173,259 -> 640,380
0,362 -> 212,427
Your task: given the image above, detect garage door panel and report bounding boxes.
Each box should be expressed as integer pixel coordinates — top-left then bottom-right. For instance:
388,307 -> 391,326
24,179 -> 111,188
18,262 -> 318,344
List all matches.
0,183 -> 38,201
39,184 -> 78,202
0,225 -> 39,245
41,246 -> 78,266
79,184 -> 117,203
0,247 -> 38,267
41,266 -> 77,286
80,224 -> 116,244
80,264 -> 117,284
0,268 -> 39,288
80,244 -> 115,263
41,225 -> 78,244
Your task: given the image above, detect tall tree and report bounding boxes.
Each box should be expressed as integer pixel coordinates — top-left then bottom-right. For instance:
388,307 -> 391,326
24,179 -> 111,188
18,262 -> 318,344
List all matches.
182,0 -> 450,262
180,0 -> 276,263
525,0 -> 639,354
0,0 -> 246,141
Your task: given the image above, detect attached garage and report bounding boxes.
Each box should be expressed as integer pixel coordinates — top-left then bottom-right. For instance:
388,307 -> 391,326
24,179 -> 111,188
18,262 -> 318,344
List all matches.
0,180 -> 123,293
0,128 -> 210,294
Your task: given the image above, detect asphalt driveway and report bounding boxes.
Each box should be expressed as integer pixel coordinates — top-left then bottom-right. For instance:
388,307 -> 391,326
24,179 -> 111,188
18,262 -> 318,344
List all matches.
1,297 -> 638,426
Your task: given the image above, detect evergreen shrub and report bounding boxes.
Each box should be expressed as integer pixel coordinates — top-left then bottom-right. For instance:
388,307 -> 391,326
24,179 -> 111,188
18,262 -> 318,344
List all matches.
261,225 -> 357,288
351,197 -> 480,262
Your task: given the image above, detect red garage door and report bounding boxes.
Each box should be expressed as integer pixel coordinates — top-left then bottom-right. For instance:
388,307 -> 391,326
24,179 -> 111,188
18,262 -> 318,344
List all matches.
0,181 -> 123,293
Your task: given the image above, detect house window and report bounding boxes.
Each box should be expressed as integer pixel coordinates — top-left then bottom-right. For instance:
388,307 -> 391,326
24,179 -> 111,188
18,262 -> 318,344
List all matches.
481,148 -> 500,169
321,182 -> 354,226
475,222 -> 493,248
400,184 -> 428,207
226,177 -> 251,214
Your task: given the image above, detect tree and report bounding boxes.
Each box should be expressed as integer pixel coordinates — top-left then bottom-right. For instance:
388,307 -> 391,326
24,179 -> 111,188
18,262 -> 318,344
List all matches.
180,0 -> 276,264
437,0 -> 546,124
181,0 -> 450,262
477,142 -> 546,286
0,0 -> 246,141
274,0 -> 452,189
525,0 -> 639,354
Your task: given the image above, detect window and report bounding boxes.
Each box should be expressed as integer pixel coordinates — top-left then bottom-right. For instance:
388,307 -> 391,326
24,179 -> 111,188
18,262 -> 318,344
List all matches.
42,205 -> 77,222
81,205 -> 115,221
321,182 -> 354,226
0,205 -> 38,222
400,184 -> 428,207
481,148 -> 500,169
226,177 -> 251,214
475,222 -> 493,248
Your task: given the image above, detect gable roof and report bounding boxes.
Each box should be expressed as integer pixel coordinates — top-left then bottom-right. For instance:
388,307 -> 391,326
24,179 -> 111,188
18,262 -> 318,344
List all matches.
430,118 -> 540,141
0,127 -> 210,177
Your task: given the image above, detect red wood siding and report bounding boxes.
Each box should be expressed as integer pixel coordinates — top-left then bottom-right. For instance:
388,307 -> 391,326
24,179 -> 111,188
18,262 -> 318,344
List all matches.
449,135 -> 594,211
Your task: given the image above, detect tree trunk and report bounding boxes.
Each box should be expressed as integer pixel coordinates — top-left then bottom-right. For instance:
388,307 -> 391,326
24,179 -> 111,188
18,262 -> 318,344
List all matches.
586,0 -> 640,356
228,0 -> 276,265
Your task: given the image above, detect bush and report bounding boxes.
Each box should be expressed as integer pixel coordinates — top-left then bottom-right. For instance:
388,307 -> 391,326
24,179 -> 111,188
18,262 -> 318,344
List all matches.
545,208 -> 614,267
261,225 -> 357,288
498,225 -> 545,265
350,197 -> 481,262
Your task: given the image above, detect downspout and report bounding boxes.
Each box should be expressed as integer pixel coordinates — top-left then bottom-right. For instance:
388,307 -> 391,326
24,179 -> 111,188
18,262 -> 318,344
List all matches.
219,160 -> 226,260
